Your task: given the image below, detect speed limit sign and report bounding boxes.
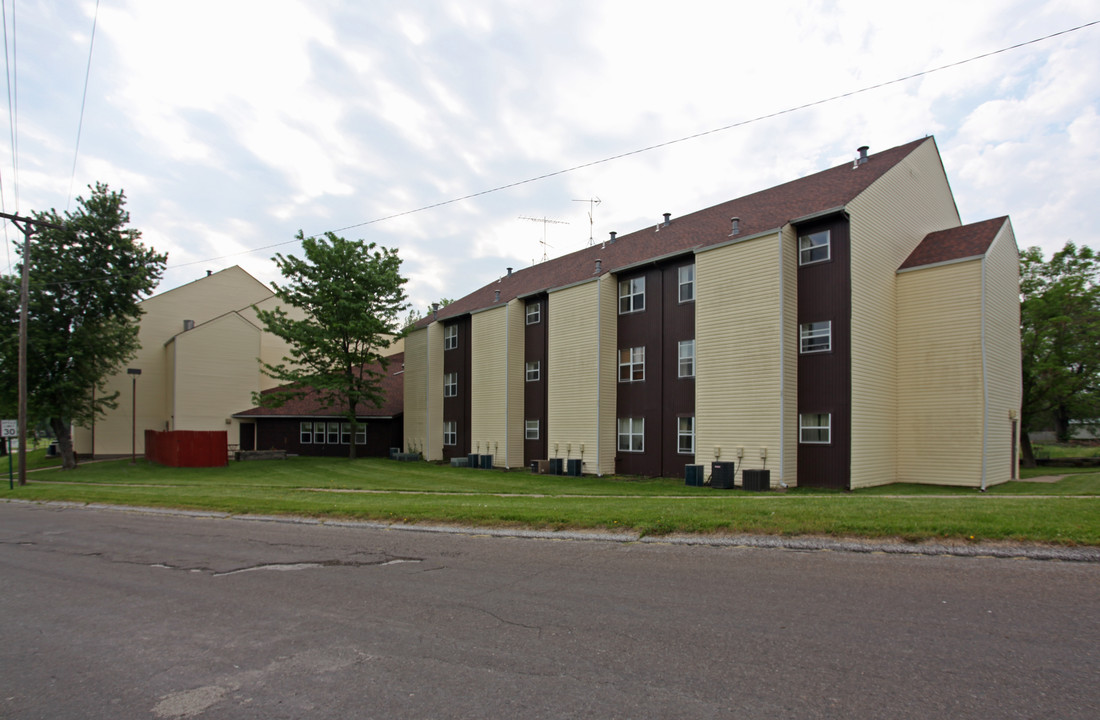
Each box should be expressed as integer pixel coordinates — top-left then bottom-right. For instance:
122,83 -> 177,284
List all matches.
1,419 -> 16,438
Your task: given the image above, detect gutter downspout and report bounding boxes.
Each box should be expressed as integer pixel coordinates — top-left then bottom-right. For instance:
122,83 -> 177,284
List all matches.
777,229 -> 786,482
504,303 -> 510,469
425,326 -> 431,458
980,252 -> 990,491
596,279 -> 602,476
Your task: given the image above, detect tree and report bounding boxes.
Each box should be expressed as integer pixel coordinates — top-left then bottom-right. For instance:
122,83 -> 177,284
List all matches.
0,184 -> 167,470
1019,242 -> 1100,466
254,231 -> 408,458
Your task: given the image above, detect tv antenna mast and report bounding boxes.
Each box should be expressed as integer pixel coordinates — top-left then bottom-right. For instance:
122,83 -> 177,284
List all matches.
572,197 -> 601,246
518,215 -> 569,262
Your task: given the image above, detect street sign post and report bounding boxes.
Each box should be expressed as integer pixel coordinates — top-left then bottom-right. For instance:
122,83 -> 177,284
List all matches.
2,419 -> 16,489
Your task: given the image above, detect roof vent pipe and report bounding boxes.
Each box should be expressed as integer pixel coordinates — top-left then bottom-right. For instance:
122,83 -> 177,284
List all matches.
183,319 -> 195,331
206,270 -> 212,276
857,145 -> 869,165
663,212 -> 671,226
494,290 -> 501,302
609,231 -> 617,243
432,302 -> 440,319
506,267 -> 513,276
594,259 -> 602,274
730,217 -> 740,236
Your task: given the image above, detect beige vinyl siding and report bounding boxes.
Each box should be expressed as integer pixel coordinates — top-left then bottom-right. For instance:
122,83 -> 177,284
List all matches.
506,299 -> 526,468
981,221 -> 1022,486
471,306 -> 508,466
73,266 -> 275,455
165,339 -> 176,429
696,234 -> 783,486
403,328 -> 428,456
172,314 -> 262,445
548,278 -> 613,475
239,298 -> 307,391
780,226 -> 798,485
896,260 -> 984,484
847,138 -> 962,488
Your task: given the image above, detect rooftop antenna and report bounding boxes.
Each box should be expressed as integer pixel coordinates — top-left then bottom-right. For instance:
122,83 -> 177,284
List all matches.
518,215 -> 569,262
572,197 -> 601,246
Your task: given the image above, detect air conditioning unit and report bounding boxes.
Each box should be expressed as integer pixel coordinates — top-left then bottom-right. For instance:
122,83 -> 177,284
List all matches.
467,453 -> 479,468
711,461 -> 735,489
479,454 -> 493,470
742,469 -> 771,491
566,459 -> 582,476
548,458 -> 564,475
684,464 -> 704,487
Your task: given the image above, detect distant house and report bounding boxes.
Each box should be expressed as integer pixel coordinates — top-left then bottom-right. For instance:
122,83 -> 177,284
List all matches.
232,354 -> 404,457
401,137 -> 1022,489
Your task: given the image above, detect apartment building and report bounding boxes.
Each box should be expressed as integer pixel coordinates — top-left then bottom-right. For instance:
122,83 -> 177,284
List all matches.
402,137 -> 1022,489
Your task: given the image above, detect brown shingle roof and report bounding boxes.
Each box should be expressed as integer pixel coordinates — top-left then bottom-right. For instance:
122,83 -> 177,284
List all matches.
899,217 -> 1009,271
422,137 -> 933,325
232,353 -> 404,418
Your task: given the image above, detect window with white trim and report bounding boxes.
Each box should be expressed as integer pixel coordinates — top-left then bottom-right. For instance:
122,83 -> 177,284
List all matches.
526,302 -> 541,324
340,422 -> 351,445
618,346 -> 645,382
443,421 -> 457,446
678,339 -> 695,378
525,420 -> 539,440
300,421 -> 313,444
443,372 -> 458,397
618,276 -> 645,314
444,324 -> 458,350
617,417 -> 644,452
327,421 -> 340,445
355,423 -> 367,445
525,361 -> 540,382
678,416 -> 695,454
800,321 -> 832,353
313,422 -> 326,444
798,230 -> 831,265
799,413 -> 831,444
678,264 -> 695,302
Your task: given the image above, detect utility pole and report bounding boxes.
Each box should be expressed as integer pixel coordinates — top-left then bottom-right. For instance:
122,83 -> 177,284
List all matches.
1,211 -> 63,485
518,216 -> 569,262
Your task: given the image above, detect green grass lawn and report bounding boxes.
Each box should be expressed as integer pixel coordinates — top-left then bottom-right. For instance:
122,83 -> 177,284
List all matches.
4,456 -> 1098,545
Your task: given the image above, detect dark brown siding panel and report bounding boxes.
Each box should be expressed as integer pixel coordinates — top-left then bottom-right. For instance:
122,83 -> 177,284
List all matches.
523,295 -> 548,465
796,215 -> 851,489
616,268 -> 663,476
661,260 -> 695,477
253,416 -> 403,457
443,316 -> 472,460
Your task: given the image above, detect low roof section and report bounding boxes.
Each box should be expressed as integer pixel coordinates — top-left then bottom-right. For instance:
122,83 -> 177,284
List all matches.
232,353 -> 404,420
898,216 -> 1011,271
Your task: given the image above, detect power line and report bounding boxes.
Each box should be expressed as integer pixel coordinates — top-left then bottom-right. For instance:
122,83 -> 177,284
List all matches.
66,0 -> 101,213
2,0 -> 18,272
15,19 -> 1100,288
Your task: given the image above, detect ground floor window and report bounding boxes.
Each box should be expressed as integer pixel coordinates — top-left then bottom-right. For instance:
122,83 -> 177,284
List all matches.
300,421 -> 313,444
326,421 -> 340,444
617,417 -> 644,452
355,423 -> 367,445
799,413 -> 831,444
525,419 -> 539,440
313,422 -> 326,444
678,416 -> 695,454
443,421 -> 457,446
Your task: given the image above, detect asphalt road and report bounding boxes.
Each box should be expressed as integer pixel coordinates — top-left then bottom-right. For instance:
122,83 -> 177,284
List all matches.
1,502 -> 1097,719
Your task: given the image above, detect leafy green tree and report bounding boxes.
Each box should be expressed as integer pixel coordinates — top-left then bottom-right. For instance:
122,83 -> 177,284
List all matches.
254,231 -> 408,458
0,184 -> 167,470
1019,242 -> 1100,466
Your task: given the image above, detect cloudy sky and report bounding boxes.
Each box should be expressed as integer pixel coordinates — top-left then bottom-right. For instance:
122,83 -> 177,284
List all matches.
2,0 -> 1098,313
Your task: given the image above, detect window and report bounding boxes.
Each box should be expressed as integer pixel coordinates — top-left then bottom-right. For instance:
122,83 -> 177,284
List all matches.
525,420 -> 539,440
800,321 -> 832,353
444,372 -> 458,397
800,413 -> 831,444
525,361 -> 540,382
313,422 -> 326,444
444,324 -> 458,350
355,423 -> 367,445
618,346 -> 645,382
799,230 -> 831,265
340,422 -> 351,445
443,421 -> 457,446
526,302 -> 541,324
678,416 -> 695,454
678,264 -> 695,302
618,276 -> 645,314
327,421 -> 340,445
300,421 -> 313,444
678,339 -> 695,378
617,417 -> 644,452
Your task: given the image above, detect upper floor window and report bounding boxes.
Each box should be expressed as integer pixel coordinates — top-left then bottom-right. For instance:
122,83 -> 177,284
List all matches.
525,361 -> 540,382
526,302 -> 541,324
618,276 -> 645,314
617,417 -> 645,452
678,339 -> 695,378
799,230 -> 831,266
443,324 -> 458,350
799,413 -> 831,444
800,321 -> 832,353
443,372 -> 458,397
618,346 -> 645,382
678,416 -> 695,454
678,264 -> 695,303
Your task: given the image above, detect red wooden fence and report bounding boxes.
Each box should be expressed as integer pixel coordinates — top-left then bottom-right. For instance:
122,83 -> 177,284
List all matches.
144,430 -> 228,468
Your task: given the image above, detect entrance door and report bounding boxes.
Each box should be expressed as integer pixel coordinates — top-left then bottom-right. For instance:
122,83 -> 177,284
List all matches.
240,423 -> 256,451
